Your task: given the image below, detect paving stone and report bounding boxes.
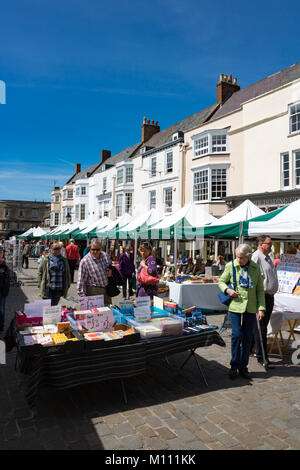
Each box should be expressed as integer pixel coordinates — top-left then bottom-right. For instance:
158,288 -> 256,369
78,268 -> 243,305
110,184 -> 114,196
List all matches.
144,415 -> 163,428
94,422 -> 113,438
145,437 -> 168,450
127,414 -> 146,428
155,426 -> 177,441
104,414 -> 127,426
110,422 -> 135,438
171,427 -> 198,443
215,432 -> 240,448
120,435 -> 144,450
136,425 -> 157,438
100,435 -> 124,450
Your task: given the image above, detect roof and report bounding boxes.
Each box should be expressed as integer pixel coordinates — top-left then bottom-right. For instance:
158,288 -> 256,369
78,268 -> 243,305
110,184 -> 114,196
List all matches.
66,162 -> 101,184
211,61 -> 300,122
136,104 -> 218,154
90,142 -> 141,176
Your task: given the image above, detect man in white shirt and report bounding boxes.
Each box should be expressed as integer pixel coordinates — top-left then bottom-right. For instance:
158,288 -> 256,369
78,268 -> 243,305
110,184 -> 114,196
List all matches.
252,235 -> 278,369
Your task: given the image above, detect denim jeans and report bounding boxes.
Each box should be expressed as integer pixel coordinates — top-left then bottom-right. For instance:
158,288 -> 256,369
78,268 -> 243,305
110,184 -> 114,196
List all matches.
230,312 -> 256,370
0,296 -> 6,331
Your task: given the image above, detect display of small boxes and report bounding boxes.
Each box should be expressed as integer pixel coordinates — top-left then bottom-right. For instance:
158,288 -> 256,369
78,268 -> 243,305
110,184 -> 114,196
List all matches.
163,301 -> 178,314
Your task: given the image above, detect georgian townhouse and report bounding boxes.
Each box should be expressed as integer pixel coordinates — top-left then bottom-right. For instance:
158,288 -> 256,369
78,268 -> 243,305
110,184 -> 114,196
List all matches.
130,111 -> 217,218
88,144 -> 140,222
184,62 -> 300,216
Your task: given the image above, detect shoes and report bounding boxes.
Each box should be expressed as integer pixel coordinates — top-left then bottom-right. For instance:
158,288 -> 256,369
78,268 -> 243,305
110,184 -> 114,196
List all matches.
228,367 -> 239,379
239,367 -> 252,380
258,359 -> 275,369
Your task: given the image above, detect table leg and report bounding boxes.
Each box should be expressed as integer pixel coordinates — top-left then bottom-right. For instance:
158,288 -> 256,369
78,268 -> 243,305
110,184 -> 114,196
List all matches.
178,349 -> 208,387
269,332 -> 283,358
120,379 -> 128,405
282,320 -> 297,353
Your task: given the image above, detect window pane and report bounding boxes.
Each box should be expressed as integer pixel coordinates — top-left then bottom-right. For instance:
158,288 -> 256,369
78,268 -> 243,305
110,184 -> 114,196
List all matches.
193,170 -> 208,201
151,157 -> 157,176
211,168 -> 227,200
117,169 -> 123,185
212,134 -> 227,153
116,194 -> 123,217
194,136 -> 209,156
126,167 -> 133,183
166,152 -> 173,172
290,103 -> 300,133
164,188 -> 172,212
149,190 -> 156,209
125,193 -> 132,215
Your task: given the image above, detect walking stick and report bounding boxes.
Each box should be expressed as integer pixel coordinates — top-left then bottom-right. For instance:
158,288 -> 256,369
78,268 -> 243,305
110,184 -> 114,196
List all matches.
256,313 -> 268,373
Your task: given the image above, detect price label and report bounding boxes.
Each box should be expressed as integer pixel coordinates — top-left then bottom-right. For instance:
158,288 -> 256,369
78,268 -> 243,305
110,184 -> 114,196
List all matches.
43,306 -> 61,325
85,308 -> 114,332
79,295 -> 104,310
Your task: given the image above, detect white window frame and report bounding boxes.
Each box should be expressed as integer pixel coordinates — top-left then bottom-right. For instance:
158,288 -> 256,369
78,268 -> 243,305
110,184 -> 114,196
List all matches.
55,195 -> 60,202
289,101 -> 300,135
62,206 -> 72,223
193,165 -> 229,203
75,205 -> 79,221
151,156 -> 157,177
63,189 -> 68,200
165,151 -> 173,174
117,169 -> 124,186
163,187 -> 173,213
125,166 -> 133,183
80,204 -> 86,221
149,190 -> 156,209
103,177 -> 107,191
116,194 -> 123,217
54,212 -> 60,226
281,152 -> 290,189
294,150 -> 300,187
67,189 -> 73,199
76,186 -> 80,196
81,186 -> 87,196
192,130 -> 228,159
125,192 -> 133,215
32,210 -> 38,218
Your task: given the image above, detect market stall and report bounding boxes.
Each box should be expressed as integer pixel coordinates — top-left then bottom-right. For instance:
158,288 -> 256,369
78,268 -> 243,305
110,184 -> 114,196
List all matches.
167,281 -> 226,311
11,296 -> 225,408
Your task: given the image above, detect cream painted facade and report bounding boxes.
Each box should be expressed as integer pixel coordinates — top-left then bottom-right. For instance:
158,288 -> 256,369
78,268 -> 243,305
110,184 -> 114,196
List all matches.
184,77 -> 300,217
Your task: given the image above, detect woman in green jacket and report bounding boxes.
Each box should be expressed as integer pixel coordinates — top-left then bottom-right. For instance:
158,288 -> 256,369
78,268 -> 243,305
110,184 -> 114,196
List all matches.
218,244 -> 265,380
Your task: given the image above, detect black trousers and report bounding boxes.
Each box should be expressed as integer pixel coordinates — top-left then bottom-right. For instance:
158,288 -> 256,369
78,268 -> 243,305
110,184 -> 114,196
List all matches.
253,293 -> 274,362
22,255 -> 29,269
68,259 -> 77,283
122,275 -> 134,299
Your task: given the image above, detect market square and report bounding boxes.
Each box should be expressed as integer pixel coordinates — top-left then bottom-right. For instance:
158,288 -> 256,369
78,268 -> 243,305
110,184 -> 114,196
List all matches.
1,0 -> 300,455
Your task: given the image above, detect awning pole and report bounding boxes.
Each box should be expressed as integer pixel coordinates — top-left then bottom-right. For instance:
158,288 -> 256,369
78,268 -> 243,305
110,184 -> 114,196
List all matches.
174,231 -> 178,275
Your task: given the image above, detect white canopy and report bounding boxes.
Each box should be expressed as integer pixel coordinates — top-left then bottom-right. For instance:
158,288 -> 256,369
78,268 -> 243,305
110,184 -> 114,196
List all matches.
118,209 -> 163,236
79,217 -> 111,235
213,199 -> 265,225
97,213 -> 133,237
146,202 -> 217,239
248,198 -> 300,238
32,227 -> 47,237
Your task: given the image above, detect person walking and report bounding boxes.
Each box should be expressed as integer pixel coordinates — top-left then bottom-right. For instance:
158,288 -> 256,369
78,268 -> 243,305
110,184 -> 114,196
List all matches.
77,238 -> 112,305
251,235 -> 278,369
22,242 -> 30,269
218,244 -> 265,380
66,239 -> 79,283
37,242 -> 71,306
118,246 -> 135,299
0,248 -> 10,333
136,242 -> 158,299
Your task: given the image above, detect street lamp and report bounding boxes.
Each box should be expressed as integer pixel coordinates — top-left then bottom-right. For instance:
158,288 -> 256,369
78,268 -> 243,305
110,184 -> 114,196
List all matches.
66,213 -> 72,223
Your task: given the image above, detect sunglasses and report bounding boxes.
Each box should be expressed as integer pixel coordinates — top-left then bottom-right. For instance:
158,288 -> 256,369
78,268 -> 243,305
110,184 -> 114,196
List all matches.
90,248 -> 101,252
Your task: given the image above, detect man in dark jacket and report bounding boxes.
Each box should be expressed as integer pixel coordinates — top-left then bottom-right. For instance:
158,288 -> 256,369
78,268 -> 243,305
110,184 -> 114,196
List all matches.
0,248 -> 10,332
118,246 -> 135,299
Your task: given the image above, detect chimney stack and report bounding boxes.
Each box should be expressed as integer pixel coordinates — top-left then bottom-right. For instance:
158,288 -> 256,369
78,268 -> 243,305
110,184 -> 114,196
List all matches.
216,74 -> 240,104
75,163 -> 81,174
101,150 -> 111,164
141,117 -> 160,143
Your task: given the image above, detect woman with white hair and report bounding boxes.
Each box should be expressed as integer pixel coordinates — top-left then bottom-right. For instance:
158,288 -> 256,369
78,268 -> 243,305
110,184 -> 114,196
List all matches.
218,244 -> 265,380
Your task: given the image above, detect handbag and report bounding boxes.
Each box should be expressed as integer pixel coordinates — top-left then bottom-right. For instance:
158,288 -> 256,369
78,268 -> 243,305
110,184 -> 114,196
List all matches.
138,266 -> 160,286
218,260 -> 237,306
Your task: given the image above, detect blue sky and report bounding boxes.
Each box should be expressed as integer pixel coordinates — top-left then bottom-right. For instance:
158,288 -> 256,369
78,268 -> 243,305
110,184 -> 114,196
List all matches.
1,0 -> 300,201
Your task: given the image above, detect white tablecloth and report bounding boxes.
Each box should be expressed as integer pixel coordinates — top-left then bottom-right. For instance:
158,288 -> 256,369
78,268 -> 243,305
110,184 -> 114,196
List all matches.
167,282 -> 226,310
268,293 -> 300,333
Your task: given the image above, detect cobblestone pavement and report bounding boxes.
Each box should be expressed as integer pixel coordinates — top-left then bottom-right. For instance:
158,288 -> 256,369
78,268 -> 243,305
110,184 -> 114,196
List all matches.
1,258 -> 300,450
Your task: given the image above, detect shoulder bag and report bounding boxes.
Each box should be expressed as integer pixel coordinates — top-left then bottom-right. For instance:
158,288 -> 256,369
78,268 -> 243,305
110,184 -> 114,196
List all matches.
217,260 -> 237,306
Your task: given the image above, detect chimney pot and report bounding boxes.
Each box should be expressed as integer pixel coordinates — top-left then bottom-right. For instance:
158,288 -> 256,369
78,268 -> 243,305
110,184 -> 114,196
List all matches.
216,73 -> 240,104
224,75 -> 227,81
143,117 -> 147,124
220,73 -> 224,82
233,77 -> 238,85
147,119 -> 150,124
228,74 -> 232,83
141,117 -> 160,143
155,121 -> 158,126
151,120 -> 154,125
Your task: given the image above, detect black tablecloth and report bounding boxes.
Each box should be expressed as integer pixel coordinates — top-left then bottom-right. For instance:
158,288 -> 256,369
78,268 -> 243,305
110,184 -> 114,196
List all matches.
15,330 -> 225,407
